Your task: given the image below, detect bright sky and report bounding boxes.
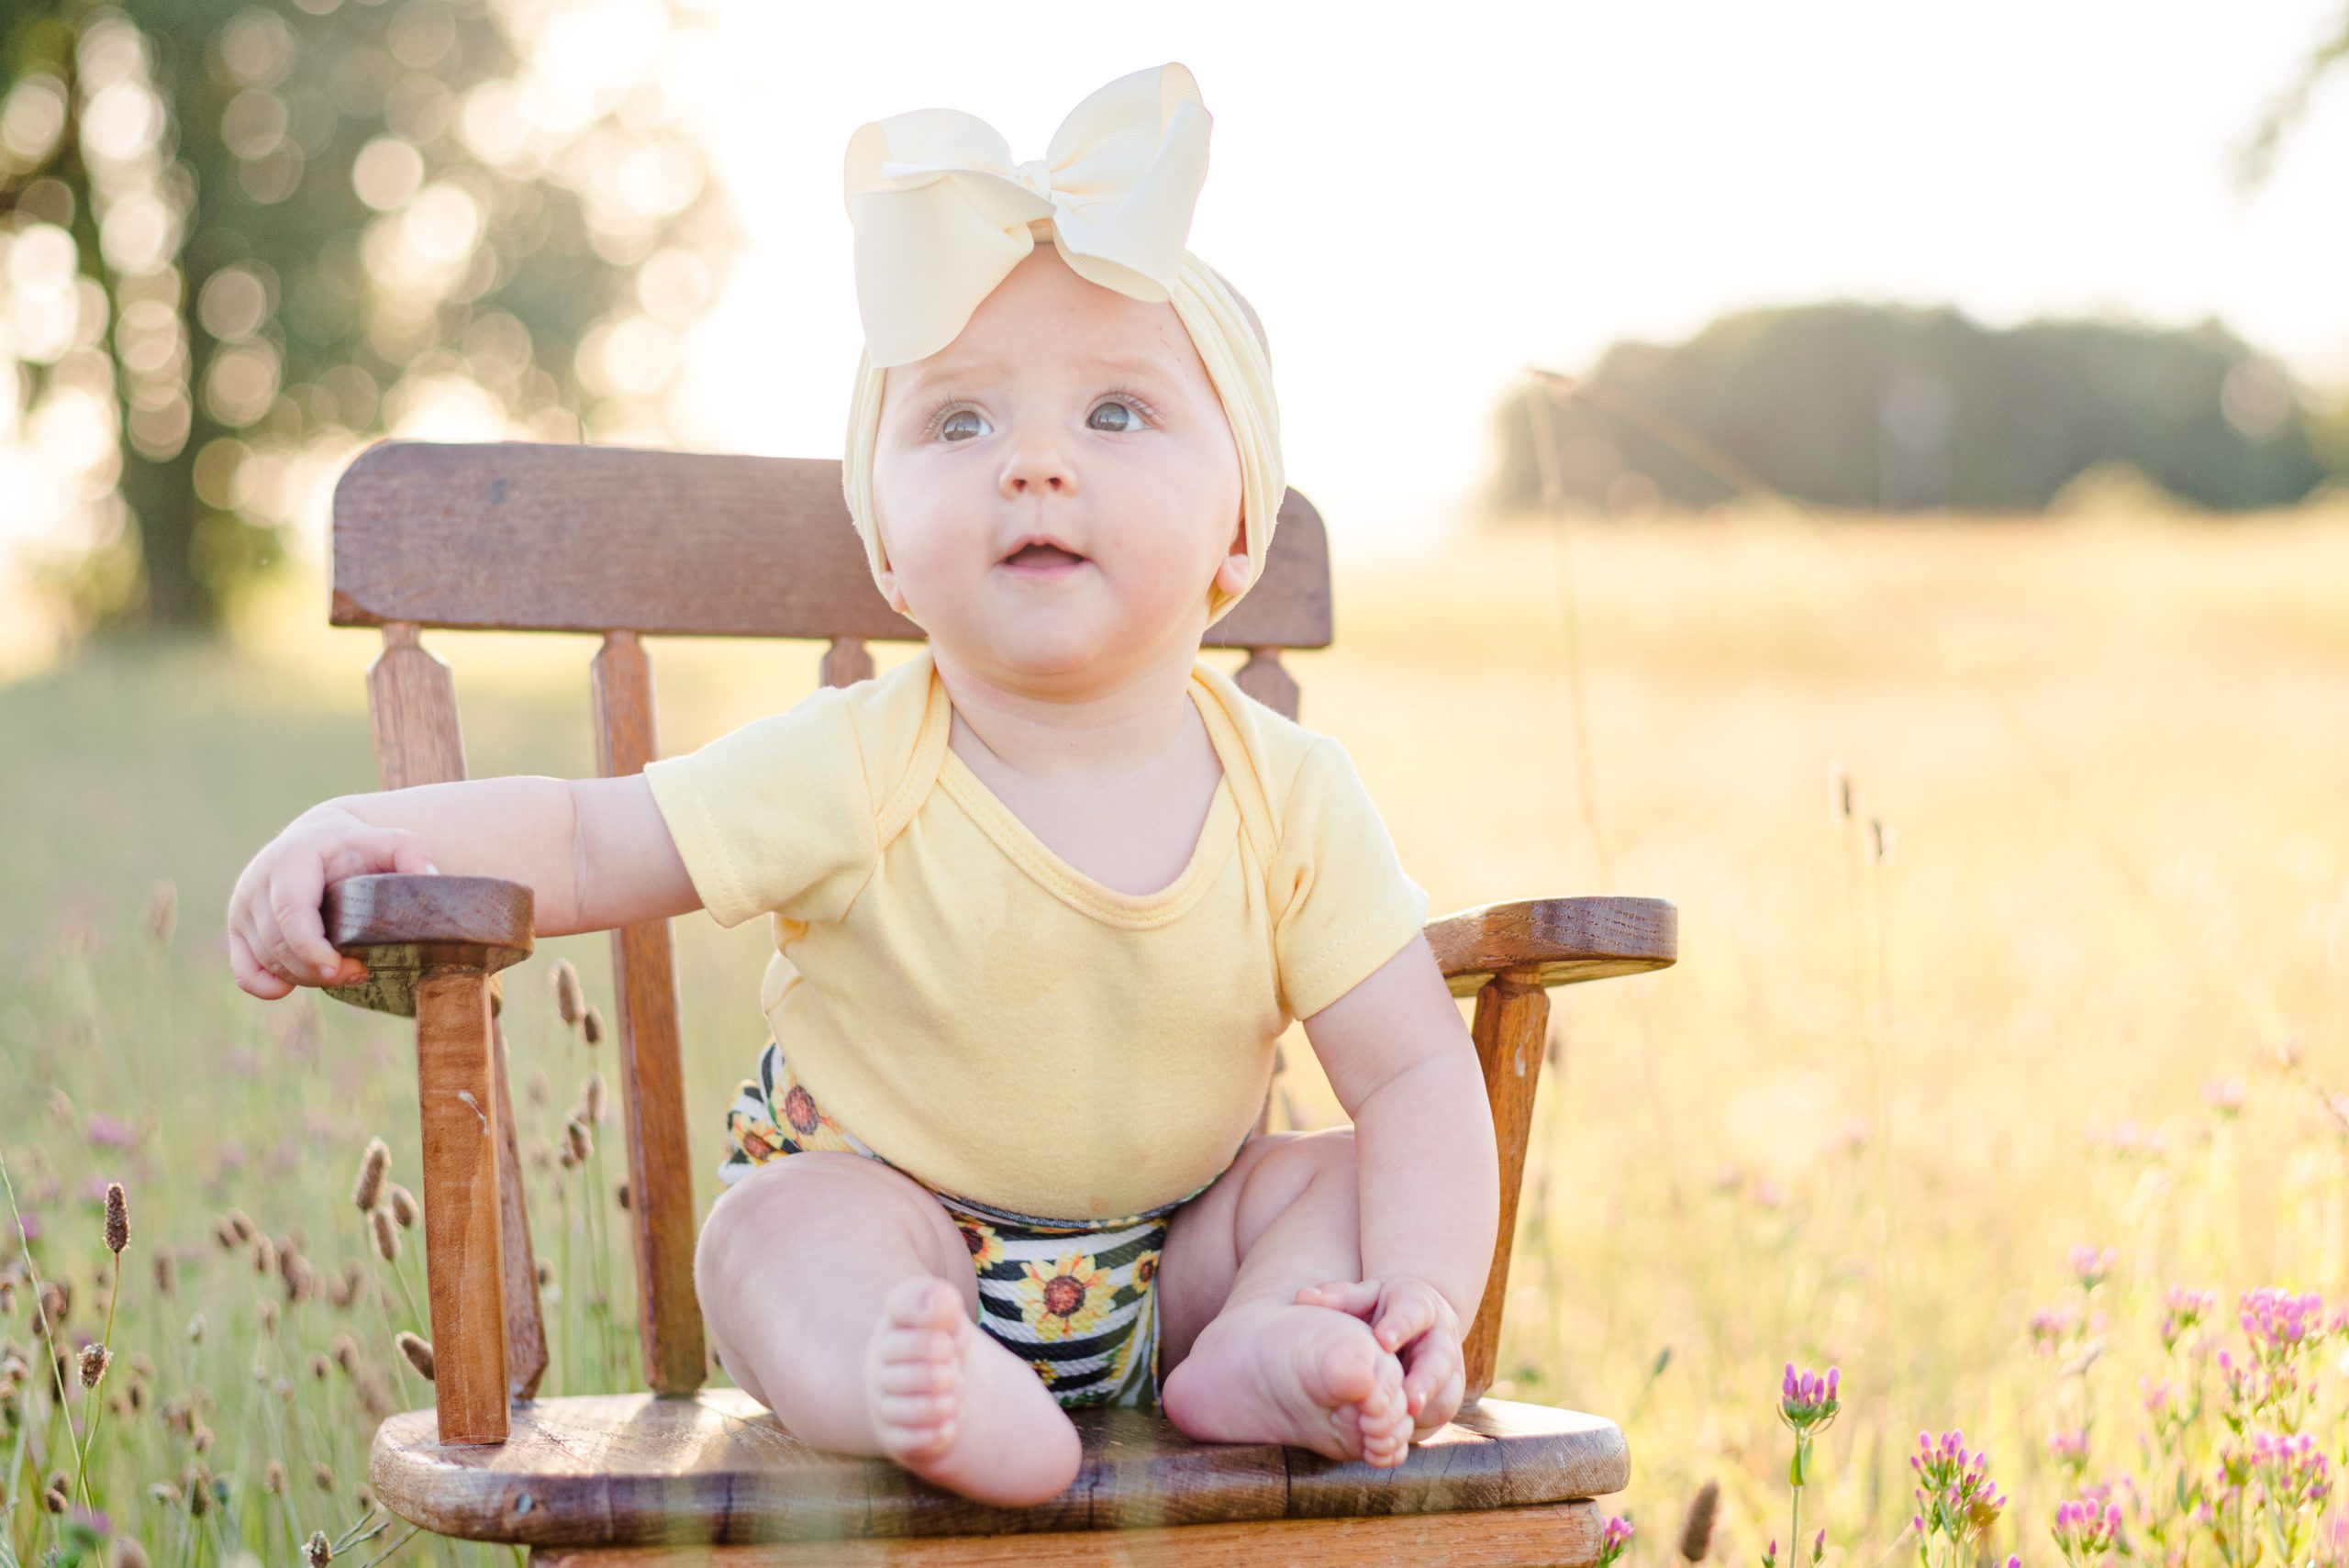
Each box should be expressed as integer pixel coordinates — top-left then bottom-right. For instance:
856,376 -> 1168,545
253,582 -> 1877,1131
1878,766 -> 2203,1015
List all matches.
673,0 -> 2349,554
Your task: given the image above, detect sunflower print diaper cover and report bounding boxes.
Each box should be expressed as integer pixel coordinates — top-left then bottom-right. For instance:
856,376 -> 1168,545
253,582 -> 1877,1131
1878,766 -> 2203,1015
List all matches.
718,1039 -> 1204,1412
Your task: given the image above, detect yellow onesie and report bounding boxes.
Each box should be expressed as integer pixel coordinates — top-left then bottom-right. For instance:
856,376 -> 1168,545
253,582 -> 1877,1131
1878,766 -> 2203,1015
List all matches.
643,644 -> 1430,1408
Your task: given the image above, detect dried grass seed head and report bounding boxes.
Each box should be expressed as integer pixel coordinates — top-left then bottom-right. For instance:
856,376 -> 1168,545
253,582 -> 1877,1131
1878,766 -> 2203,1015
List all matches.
103,1181 -> 128,1252
78,1341 -> 110,1387
552,961 -> 584,1025
1679,1477 -> 1721,1562
143,877 -> 177,945
395,1329 -> 435,1381
583,1005 -> 605,1046
351,1137 -> 390,1212
371,1207 -> 400,1262
387,1183 -> 418,1229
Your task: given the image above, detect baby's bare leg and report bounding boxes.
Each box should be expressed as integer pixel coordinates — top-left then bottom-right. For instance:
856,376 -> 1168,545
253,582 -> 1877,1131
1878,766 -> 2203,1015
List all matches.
1155,1129 -> 1413,1466
695,1151 -> 1082,1504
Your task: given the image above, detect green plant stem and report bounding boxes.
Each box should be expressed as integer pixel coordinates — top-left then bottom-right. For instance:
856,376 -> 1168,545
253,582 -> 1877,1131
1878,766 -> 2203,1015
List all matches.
388,1240 -> 428,1333
72,1251 -> 122,1508
360,1523 -> 422,1568
365,1224 -> 420,1407
0,1155 -> 89,1494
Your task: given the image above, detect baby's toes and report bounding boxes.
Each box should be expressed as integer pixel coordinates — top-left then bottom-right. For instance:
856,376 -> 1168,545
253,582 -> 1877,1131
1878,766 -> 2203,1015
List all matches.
1356,1352 -> 1413,1468
867,1277 -> 970,1459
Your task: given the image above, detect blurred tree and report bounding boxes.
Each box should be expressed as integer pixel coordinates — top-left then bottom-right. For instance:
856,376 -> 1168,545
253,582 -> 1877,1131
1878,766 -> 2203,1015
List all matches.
2241,2 -> 2349,187
0,0 -> 730,635
1488,304 -> 2333,517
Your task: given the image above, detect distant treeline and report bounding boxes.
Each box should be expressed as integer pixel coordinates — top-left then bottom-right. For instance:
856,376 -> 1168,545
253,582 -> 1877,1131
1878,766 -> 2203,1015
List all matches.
1487,303 -> 2347,515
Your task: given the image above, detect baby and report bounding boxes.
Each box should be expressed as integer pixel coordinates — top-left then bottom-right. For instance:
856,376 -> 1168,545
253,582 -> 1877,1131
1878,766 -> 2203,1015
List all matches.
224,62 -> 1499,1508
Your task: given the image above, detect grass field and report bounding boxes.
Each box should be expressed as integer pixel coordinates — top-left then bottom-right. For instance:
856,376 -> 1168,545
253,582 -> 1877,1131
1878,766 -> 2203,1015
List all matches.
3,502 -> 2345,1568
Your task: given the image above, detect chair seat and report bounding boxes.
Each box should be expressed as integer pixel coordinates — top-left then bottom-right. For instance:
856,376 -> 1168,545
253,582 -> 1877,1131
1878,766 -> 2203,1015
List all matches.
369,1389 -> 1628,1549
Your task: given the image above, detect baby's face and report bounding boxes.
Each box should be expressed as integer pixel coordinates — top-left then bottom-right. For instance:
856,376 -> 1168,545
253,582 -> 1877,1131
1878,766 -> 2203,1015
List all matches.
871,245 -> 1247,681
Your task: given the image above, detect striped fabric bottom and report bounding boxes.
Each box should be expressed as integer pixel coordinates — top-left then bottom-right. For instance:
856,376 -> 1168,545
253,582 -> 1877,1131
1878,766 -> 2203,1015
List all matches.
719,1038 -> 1236,1411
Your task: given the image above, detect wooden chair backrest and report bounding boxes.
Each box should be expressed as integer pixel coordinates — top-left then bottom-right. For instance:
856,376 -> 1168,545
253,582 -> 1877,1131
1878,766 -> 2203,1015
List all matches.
331,439 -> 1341,1399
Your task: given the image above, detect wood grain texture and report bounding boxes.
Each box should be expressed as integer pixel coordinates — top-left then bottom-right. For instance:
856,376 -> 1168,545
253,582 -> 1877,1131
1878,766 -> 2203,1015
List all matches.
1428,896 -> 1678,998
321,874 -> 534,1018
366,622 -> 467,790
370,1390 -> 1626,1548
1460,973 -> 1551,1407
330,441 -> 1332,651
414,971 -> 510,1444
590,632 -> 705,1396
491,1016 -> 550,1401
529,1498 -> 1605,1566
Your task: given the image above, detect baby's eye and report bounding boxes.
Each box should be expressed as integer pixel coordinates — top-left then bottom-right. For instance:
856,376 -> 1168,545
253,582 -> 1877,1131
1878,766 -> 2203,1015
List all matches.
1087,398 -> 1144,434
938,408 -> 991,442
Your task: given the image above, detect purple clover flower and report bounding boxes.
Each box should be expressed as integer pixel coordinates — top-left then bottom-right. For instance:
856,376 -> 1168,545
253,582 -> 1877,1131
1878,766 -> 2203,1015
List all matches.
1778,1362 -> 1842,1433
1598,1513 -> 1634,1568
2053,1496 -> 2122,1563
2069,1244 -> 2117,1290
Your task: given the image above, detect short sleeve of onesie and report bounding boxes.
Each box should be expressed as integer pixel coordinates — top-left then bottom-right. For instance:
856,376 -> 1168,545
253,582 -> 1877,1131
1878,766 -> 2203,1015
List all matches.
640,686 -> 882,931
1267,736 -> 1432,1021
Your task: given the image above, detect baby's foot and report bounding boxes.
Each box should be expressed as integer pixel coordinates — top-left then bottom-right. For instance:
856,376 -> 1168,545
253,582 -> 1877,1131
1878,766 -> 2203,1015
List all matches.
1160,1300 -> 1414,1466
863,1275 -> 1083,1505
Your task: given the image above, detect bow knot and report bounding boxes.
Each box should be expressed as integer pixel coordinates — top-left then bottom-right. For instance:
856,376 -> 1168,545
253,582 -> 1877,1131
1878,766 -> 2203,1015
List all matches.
843,62 -> 1212,367
1009,157 -> 1056,202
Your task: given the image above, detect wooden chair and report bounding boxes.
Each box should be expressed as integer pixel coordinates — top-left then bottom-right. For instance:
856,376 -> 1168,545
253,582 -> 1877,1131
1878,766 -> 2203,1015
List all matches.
318,439 -> 1677,1567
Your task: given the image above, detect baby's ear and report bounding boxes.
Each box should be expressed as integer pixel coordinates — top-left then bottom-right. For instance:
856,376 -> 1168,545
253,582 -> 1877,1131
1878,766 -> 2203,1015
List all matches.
877,564 -> 912,617
1215,525 -> 1252,596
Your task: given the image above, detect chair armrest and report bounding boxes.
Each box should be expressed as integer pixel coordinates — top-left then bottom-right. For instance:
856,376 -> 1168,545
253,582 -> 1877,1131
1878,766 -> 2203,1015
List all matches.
1427,895 -> 1676,997
320,873 -> 535,1018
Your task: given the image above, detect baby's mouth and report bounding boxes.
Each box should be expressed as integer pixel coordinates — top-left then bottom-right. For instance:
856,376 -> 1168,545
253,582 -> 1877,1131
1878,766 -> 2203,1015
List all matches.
1001,543 -> 1087,569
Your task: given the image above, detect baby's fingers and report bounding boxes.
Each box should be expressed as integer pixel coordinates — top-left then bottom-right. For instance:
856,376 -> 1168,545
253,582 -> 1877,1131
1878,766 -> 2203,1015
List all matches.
1373,1282 -> 1442,1353
228,929 -> 295,1001
323,828 -> 438,883
1295,1279 -> 1381,1317
1402,1330 -> 1462,1417
262,860 -> 353,985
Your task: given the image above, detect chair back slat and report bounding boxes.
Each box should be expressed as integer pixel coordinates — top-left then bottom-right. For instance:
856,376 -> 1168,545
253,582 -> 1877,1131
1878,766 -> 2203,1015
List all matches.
1232,649 -> 1300,723
364,623 -> 551,1404
330,440 -> 1334,648
367,622 -> 466,790
589,631 -> 706,1394
819,635 -> 878,688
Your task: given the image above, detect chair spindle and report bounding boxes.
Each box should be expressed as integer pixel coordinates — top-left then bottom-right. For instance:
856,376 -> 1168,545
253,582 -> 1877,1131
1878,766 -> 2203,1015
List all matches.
589,630 -> 707,1395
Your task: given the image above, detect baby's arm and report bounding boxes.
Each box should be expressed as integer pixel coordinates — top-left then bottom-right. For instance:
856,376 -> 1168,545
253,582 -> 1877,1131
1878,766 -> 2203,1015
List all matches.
225,773 -> 698,1000
1295,934 -> 1499,1431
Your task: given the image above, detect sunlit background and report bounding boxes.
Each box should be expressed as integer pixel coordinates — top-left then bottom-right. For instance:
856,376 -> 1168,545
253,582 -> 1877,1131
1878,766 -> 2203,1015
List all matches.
4,1 -> 2347,672
5,6 -> 2349,1566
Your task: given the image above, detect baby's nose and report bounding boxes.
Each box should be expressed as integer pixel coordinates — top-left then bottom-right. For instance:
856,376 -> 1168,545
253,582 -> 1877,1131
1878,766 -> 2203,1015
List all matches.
999,436 -> 1076,496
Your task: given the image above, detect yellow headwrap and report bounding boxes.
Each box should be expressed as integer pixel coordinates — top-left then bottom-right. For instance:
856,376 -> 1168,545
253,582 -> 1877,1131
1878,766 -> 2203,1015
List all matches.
838,62 -> 1283,630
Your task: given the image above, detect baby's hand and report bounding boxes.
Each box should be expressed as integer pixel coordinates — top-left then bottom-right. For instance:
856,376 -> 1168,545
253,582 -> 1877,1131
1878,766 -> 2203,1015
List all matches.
226,806 -> 438,1000
1294,1275 -> 1465,1439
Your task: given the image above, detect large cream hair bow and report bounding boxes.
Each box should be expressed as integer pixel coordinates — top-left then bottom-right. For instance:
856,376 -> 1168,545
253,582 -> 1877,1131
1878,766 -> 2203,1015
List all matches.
837,62 -> 1284,631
